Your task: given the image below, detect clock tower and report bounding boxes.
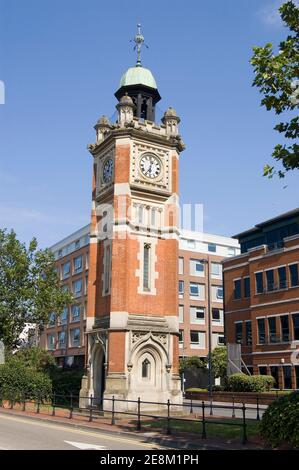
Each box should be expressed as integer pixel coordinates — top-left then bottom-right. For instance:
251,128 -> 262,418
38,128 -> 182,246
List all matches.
80,26 -> 185,410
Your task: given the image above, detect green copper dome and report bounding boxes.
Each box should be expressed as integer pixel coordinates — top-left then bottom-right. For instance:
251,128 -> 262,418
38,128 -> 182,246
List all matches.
119,66 -> 157,90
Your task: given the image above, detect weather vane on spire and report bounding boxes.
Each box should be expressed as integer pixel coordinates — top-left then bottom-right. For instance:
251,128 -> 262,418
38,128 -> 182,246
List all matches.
132,24 -> 148,67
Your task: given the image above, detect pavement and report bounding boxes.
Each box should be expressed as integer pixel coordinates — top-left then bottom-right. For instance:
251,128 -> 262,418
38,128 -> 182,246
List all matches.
0,405 -> 264,450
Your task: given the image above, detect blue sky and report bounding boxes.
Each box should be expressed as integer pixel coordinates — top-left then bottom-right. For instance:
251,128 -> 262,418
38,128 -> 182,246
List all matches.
0,0 -> 298,248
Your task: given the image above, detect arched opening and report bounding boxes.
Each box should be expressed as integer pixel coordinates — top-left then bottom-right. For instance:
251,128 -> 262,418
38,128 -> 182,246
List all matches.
91,345 -> 105,407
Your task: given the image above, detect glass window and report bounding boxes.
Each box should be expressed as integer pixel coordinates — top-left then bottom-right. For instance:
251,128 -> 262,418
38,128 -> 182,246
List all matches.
234,279 -> 242,299
280,315 -> 289,341
62,261 -> 71,279
212,285 -> 223,301
208,243 -> 216,253
190,259 -> 204,276
70,328 -> 80,347
211,262 -> 222,277
212,308 -> 221,322
142,358 -> 150,379
178,330 -> 184,344
178,257 -> 184,275
143,244 -> 150,290
75,239 -> 80,250
60,307 -> 68,325
47,334 -> 56,350
58,249 -> 62,258
278,266 -> 287,289
244,277 -> 251,298
190,306 -> 205,324
289,264 -> 299,287
71,304 -> 81,322
218,335 -> 225,346
58,331 -> 66,348
74,256 -> 83,273
73,279 -> 82,297
235,322 -> 242,343
228,247 -> 236,257
268,317 -> 277,343
270,366 -> 279,388
293,313 -> 299,341
48,312 -> 56,326
283,366 -> 292,389
62,284 -> 69,293
190,331 -> 205,348
266,269 -> 274,292
257,318 -> 266,344
245,321 -> 252,345
179,305 -> 184,323
258,366 -> 267,375
190,283 -> 205,299
179,280 -> 184,295
255,272 -> 264,294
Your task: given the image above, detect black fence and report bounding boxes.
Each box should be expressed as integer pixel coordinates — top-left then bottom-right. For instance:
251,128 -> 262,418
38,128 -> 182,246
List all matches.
0,389 -> 265,445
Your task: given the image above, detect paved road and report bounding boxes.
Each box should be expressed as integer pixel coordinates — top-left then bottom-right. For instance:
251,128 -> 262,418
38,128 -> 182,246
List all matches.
0,413 -> 167,450
183,400 -> 266,420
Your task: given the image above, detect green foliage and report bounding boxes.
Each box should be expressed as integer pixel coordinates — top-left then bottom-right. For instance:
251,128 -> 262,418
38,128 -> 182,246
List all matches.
211,346 -> 227,379
250,1 -> 299,177
179,356 -> 206,374
227,373 -> 275,392
260,391 -> 299,448
0,356 -> 52,402
0,229 -> 73,350
12,347 -> 56,372
49,367 -> 84,398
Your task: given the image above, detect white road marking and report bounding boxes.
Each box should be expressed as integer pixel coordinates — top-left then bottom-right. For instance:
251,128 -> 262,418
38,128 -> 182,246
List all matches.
64,440 -> 107,450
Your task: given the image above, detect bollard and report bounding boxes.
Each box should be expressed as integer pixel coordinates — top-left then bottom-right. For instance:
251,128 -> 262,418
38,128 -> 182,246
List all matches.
52,392 -> 56,416
89,394 -> 93,422
201,401 -> 206,439
232,394 -> 235,418
256,395 -> 260,421
111,395 -> 115,425
209,398 -> 213,416
36,394 -> 40,414
137,397 -> 141,431
242,403 -> 247,444
190,396 -> 193,414
166,399 -> 171,435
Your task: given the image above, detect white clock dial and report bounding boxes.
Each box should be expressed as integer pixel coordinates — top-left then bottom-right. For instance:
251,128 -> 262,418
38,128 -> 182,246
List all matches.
102,158 -> 113,184
140,154 -> 161,179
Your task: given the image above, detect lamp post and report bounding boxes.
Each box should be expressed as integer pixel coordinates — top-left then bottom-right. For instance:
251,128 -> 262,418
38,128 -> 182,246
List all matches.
199,257 -> 212,400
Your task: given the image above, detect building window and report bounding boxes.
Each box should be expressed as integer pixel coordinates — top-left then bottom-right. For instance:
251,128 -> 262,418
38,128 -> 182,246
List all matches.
47,334 -> 56,350
48,312 -> 56,326
151,208 -> 156,227
268,317 -> 277,343
217,335 -> 225,346
178,257 -> 184,275
255,272 -> 264,294
283,366 -> 292,389
74,256 -> 83,273
62,284 -> 69,293
70,328 -> 80,347
228,247 -> 236,257
270,366 -> 279,388
266,269 -> 274,292
73,279 -> 82,298
289,264 -> 299,287
234,279 -> 242,299
280,315 -> 289,341
190,259 -> 204,276
179,280 -> 184,296
293,313 -> 299,341
138,206 -> 144,224
143,243 -> 150,291
104,244 -> 111,294
179,305 -> 184,323
58,331 -> 66,349
235,322 -> 243,343
58,249 -> 62,258
244,277 -> 250,298
257,318 -> 266,344
62,261 -> 71,279
208,243 -> 216,253
60,307 -> 68,325
187,239 -> 196,249
75,239 -> 80,250
258,366 -> 267,375
278,266 -> 287,289
71,304 -> 81,322
212,285 -> 223,301
211,262 -> 222,278
142,359 -> 150,379
190,331 -> 205,348
179,330 -> 184,344
189,282 -> 205,300
212,308 -> 221,322
190,306 -> 205,324
245,321 -> 252,345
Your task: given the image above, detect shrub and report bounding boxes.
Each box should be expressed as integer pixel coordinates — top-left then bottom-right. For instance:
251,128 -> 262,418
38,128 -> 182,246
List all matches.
212,385 -> 225,392
49,367 -> 84,403
260,392 -> 299,448
0,358 -> 52,402
227,373 -> 275,392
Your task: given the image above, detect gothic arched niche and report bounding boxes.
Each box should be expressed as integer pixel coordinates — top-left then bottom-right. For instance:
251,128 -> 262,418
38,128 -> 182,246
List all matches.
130,341 -> 167,395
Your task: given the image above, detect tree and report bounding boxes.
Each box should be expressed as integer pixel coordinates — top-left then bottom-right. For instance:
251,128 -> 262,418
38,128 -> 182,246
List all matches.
211,346 -> 227,380
179,356 -> 206,374
250,1 -> 299,178
0,229 -> 73,350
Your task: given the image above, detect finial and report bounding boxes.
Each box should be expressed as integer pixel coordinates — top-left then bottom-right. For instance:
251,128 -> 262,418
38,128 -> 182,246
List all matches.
132,24 -> 148,67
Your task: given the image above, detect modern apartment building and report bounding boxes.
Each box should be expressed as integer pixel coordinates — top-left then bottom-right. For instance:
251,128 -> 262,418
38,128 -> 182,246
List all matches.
223,209 -> 299,389
40,226 -> 239,367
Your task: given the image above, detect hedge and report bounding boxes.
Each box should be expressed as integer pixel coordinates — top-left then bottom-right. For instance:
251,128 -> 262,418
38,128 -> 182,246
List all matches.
227,373 -> 275,392
260,391 -> 299,448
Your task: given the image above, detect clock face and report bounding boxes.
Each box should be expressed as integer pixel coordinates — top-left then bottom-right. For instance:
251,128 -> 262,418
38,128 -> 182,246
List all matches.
140,153 -> 161,179
102,158 -> 113,184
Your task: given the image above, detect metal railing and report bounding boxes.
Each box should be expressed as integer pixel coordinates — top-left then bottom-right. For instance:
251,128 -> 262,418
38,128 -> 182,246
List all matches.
0,389 -> 259,445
